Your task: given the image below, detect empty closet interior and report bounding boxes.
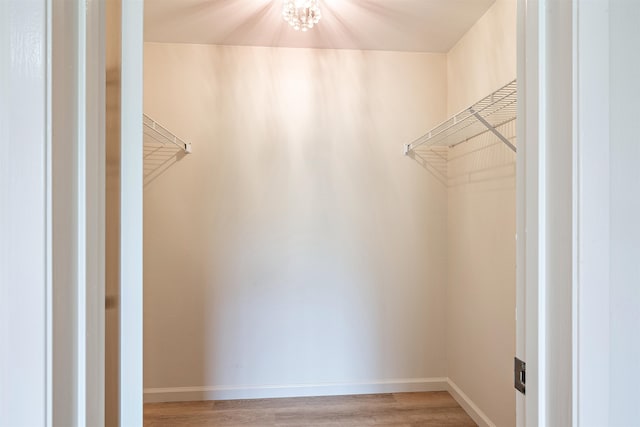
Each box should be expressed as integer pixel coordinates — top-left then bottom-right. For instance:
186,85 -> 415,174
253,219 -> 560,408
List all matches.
141,1 -> 517,426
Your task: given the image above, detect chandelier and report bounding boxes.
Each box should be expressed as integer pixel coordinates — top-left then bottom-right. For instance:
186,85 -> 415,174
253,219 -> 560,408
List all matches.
282,0 -> 322,32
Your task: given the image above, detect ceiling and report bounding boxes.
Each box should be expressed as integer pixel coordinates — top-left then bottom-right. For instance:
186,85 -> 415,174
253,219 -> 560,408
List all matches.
144,0 -> 496,53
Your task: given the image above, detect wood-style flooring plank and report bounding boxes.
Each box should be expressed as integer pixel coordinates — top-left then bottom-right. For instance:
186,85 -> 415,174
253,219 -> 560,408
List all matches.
144,391 -> 477,427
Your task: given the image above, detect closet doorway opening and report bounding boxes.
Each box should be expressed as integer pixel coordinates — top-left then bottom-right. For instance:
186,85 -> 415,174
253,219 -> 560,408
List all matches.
106,1 -> 529,426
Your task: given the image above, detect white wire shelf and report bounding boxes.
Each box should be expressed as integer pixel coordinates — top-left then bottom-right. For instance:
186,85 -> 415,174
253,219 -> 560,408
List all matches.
404,79 -> 517,155
143,114 -> 192,154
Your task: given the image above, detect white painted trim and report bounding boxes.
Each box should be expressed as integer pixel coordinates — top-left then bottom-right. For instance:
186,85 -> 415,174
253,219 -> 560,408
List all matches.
520,0 -> 543,425
51,0 -> 85,423
523,1 -> 581,425
574,2 -> 611,426
515,1 -> 527,426
144,378 -> 448,403
534,0 -> 547,423
446,379 -> 496,427
85,0 -> 106,425
77,0 -> 88,422
0,1 -> 49,425
119,0 -> 144,424
571,3 -> 580,426
45,0 -> 53,423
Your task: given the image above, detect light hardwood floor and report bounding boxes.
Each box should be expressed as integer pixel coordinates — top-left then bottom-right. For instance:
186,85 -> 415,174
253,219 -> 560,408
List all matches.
144,391 -> 477,426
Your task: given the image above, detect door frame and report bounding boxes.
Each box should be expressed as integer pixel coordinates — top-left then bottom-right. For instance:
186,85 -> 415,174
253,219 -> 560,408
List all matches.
517,0 -> 576,424
118,0 -> 144,423
80,0 -> 144,424
3,0 -> 624,425
517,0 -> 619,425
87,0 -> 144,423
112,1 -> 623,424
0,0 -> 141,425
0,1 -> 50,425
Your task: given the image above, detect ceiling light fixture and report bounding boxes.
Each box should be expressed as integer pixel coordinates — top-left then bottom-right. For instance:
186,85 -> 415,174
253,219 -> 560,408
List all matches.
282,0 -> 321,32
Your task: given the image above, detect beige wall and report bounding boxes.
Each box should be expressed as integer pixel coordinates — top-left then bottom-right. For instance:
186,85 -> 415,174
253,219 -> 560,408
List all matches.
143,1 -> 517,416
445,1 -> 517,426
143,43 -> 449,399
447,0 -> 516,115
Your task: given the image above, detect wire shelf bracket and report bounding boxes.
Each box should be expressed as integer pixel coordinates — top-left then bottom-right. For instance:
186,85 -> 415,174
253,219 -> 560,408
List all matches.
404,79 -> 517,156
143,114 -> 192,154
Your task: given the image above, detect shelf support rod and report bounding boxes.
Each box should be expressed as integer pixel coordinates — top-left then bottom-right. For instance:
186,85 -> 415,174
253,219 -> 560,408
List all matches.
469,108 -> 516,152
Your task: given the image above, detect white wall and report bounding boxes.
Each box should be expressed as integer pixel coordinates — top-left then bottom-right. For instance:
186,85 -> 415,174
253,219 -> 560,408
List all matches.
445,1 -> 517,426
608,1 -> 640,424
142,43 -> 449,401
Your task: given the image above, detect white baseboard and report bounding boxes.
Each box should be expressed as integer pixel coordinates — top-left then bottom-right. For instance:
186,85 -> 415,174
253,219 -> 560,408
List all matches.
144,377 -> 448,403
446,378 -> 496,427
